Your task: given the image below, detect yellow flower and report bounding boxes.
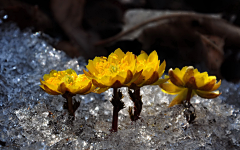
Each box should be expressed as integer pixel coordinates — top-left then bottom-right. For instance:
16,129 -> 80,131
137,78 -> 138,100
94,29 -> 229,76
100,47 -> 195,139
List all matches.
160,66 -> 221,107
40,69 -> 93,95
84,48 -> 142,93
131,50 -> 168,87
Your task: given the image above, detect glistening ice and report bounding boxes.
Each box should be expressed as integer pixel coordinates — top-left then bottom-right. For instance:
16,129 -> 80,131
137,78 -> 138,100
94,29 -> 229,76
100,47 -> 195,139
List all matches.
0,23 -> 240,149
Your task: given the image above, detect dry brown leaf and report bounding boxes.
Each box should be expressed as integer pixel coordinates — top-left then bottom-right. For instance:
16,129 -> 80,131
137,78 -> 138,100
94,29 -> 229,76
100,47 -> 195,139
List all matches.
51,0 -> 107,58
200,34 -> 224,77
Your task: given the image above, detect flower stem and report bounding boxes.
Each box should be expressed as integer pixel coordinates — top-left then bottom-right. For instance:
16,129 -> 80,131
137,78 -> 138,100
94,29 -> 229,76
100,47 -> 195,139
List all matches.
128,86 -> 142,121
110,88 -> 124,132
185,88 -> 193,108
62,92 -> 77,116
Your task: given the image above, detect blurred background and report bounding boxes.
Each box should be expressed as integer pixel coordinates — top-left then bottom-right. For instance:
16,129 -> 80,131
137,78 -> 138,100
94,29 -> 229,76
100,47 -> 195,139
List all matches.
1,0 -> 240,82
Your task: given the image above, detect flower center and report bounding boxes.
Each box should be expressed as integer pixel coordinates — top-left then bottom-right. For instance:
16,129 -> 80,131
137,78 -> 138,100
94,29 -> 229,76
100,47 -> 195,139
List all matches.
110,65 -> 118,73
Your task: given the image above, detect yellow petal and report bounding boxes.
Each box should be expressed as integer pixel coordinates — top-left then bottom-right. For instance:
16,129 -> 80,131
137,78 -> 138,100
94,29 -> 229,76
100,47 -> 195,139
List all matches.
131,70 -> 143,83
172,67 -> 188,80
168,88 -> 188,107
114,48 -> 125,60
111,74 -> 125,85
83,69 -> 92,78
93,87 -> 110,94
141,71 -> 159,86
195,72 -> 215,88
198,79 -> 216,91
164,75 -> 169,79
142,67 -> 155,81
147,50 -> 158,63
66,68 -> 77,76
195,90 -> 221,99
152,78 -> 169,85
43,84 -> 62,95
92,79 -> 108,88
58,82 -> 67,94
39,84 -> 45,90
86,59 -> 99,75
40,79 -> 59,93
137,51 -> 148,61
169,69 -> 184,87
123,70 -> 133,84
160,82 -> 183,95
184,76 -> 197,89
75,82 -> 92,94
133,74 -> 145,86
211,80 -> 221,91
158,60 -> 166,76
111,80 -> 122,88
183,66 -> 194,84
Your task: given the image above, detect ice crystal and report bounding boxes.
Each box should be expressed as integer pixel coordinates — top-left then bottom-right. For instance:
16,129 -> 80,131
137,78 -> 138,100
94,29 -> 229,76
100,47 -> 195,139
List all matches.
0,23 -> 240,149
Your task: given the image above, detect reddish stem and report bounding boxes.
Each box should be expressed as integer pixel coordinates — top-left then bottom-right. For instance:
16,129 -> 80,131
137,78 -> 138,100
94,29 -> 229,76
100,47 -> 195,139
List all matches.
186,89 -> 192,102
184,88 -> 193,108
62,92 -> 75,116
110,88 -> 124,132
133,87 -> 142,121
112,105 -> 119,132
128,86 -> 142,121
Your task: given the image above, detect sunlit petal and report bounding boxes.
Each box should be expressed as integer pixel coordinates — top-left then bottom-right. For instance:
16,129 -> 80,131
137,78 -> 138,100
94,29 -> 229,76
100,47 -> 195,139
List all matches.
195,90 -> 221,99
211,80 -> 221,91
169,69 -> 184,87
168,88 -> 188,107
198,79 -> 216,91
183,66 -> 194,84
160,82 -> 183,95
152,78 -> 169,85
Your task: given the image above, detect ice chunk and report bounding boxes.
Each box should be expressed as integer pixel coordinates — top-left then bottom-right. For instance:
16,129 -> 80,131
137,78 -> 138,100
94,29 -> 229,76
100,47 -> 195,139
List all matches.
0,23 -> 240,149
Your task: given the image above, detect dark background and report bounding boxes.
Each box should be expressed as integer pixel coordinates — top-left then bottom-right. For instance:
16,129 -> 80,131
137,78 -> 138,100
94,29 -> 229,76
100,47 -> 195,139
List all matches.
1,0 -> 240,82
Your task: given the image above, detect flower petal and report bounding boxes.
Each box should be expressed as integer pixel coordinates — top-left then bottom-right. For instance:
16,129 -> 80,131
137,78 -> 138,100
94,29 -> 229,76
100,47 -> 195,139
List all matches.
86,59 -> 99,75
114,48 -> 125,60
198,79 -> 216,91
42,84 -> 62,95
137,51 -> 148,61
83,69 -> 94,78
169,69 -> 184,87
195,72 -> 215,88
58,82 -> 67,94
158,60 -> 166,76
168,88 -> 188,107
124,70 -> 133,84
142,71 -> 159,85
40,79 -> 59,93
152,78 -> 169,85
111,80 -> 122,88
183,66 -> 194,84
160,82 -> 183,95
92,79 -> 108,88
75,82 -> 92,94
195,90 -> 221,99
131,70 -> 143,83
94,87 -> 110,94
185,76 -> 197,89
211,80 -> 221,91
133,74 -> 145,86
148,50 -> 158,63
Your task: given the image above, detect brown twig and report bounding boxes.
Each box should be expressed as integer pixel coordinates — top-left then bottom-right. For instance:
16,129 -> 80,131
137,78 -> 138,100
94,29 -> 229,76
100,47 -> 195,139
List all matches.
95,12 -> 240,49
196,32 -> 224,55
95,13 -> 224,46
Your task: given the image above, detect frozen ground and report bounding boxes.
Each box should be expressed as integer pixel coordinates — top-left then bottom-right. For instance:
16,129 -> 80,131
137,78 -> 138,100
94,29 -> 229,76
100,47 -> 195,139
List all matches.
0,23 -> 240,150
